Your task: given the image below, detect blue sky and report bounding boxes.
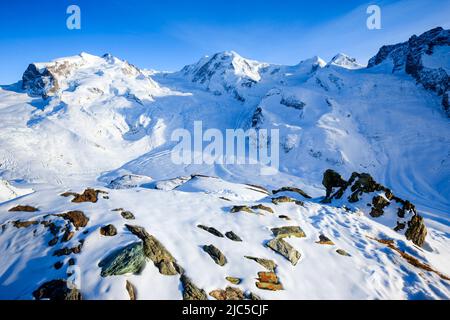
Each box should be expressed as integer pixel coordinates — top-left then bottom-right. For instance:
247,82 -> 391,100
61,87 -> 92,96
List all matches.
0,0 -> 449,84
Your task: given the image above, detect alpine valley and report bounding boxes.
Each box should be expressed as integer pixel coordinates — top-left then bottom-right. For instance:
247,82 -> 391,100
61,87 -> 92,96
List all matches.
0,27 -> 449,300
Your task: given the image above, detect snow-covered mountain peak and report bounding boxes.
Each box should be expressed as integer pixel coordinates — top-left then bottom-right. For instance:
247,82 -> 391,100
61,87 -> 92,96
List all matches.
327,53 -> 364,69
22,52 -> 161,99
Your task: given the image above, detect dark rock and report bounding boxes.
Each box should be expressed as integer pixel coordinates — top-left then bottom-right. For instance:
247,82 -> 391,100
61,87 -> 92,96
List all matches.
370,195 -> 390,217
272,186 -> 311,199
230,205 -> 254,213
98,242 -> 146,277
180,274 -> 208,300
251,204 -> 274,213
197,225 -> 224,238
121,211 -> 135,220
53,243 -> 83,257
68,258 -> 76,266
202,245 -> 227,266
225,231 -> 242,242
322,169 -> 347,198
316,234 -> 334,245
336,249 -> 351,257
405,215 -> 427,247
100,224 -> 117,237
48,237 -> 59,247
54,261 -> 63,270
33,280 -> 82,300
12,220 -> 38,228
8,205 -> 39,212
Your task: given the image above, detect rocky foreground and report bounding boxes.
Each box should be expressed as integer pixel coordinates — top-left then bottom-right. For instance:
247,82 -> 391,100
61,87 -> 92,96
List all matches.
0,170 -> 448,300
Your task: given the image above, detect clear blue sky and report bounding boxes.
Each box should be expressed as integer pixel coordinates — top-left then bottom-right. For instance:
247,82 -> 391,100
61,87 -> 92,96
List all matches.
0,0 -> 449,84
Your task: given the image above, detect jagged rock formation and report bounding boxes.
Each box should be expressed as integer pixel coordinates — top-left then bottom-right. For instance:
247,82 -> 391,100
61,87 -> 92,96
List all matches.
368,27 -> 450,114
322,170 -> 428,247
32,280 -> 82,300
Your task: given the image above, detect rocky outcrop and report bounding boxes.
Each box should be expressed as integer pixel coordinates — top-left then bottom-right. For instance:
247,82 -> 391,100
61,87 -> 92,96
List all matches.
323,170 -> 428,247
33,280 -> 82,300
202,245 -> 227,266
266,238 -> 301,266
251,204 -> 274,213
125,224 -> 179,275
8,205 -> 39,212
112,208 -> 135,220
98,242 -> 146,277
180,275 -> 208,300
13,220 -> 38,228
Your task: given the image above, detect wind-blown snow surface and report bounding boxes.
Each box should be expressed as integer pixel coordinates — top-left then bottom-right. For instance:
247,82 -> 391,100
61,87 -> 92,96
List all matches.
0,28 -> 449,300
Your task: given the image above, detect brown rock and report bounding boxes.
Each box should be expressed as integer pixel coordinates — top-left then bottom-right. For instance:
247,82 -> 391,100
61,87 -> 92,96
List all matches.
225,231 -> 242,242
12,220 -> 38,228
230,205 -> 254,214
57,211 -> 89,230
244,256 -> 277,272
126,280 -> 137,300
225,276 -> 241,285
100,224 -> 117,237
251,204 -> 274,213
405,215 -> 427,247
271,196 -> 303,206
209,287 -> 245,300
8,205 -> 39,212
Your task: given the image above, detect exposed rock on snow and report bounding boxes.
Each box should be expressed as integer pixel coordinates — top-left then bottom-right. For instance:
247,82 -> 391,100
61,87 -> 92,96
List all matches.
126,224 -> 180,275
225,276 -> 242,285
272,186 -> 312,199
98,242 -> 146,277
33,279 -> 82,300
8,205 -> 39,212
316,234 -> 335,246
271,196 -> 303,206
197,224 -> 224,238
56,211 -> 89,230
126,280 -> 137,300
180,274 -> 208,300
225,231 -> 242,242
324,170 -> 428,247
100,224 -> 118,236
61,188 -> 108,203
271,226 -> 306,239
256,271 -> 283,291
209,286 -> 245,300
266,237 -> 301,266
244,256 -> 277,272
202,244 -> 227,266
